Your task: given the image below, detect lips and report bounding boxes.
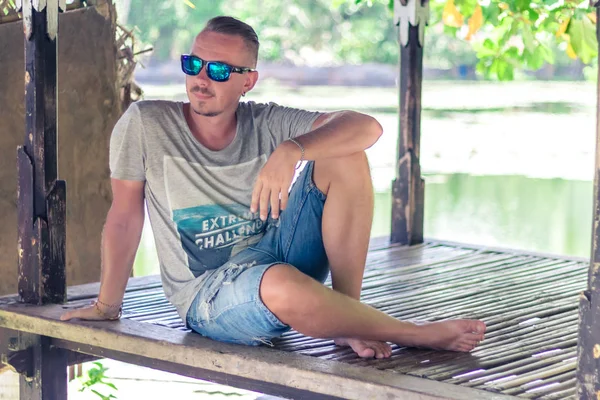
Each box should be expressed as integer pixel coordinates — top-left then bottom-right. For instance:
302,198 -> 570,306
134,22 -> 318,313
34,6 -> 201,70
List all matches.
193,91 -> 213,100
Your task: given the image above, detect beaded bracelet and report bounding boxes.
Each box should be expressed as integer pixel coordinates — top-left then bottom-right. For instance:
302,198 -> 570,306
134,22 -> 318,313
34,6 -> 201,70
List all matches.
94,300 -> 122,321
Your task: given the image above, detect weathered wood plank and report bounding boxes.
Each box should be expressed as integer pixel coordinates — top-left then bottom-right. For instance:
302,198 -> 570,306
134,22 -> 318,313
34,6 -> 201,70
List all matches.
25,8 -> 57,219
19,0 -> 65,306
16,333 -> 68,400
53,339 -> 343,400
577,5 -> 600,400
0,274 -> 162,303
391,22 -> 425,245
17,147 -> 35,303
16,3 -> 68,399
45,180 -> 67,303
2,326 -> 99,370
0,304 -> 517,400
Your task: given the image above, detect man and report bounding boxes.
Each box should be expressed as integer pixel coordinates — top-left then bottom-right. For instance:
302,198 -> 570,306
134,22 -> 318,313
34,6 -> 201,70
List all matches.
61,16 -> 485,359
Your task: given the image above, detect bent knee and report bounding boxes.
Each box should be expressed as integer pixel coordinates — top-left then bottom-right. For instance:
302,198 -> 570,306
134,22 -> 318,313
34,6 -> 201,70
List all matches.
259,264 -> 307,320
260,264 -> 302,301
315,151 -> 370,179
322,151 -> 369,171
313,151 -> 371,194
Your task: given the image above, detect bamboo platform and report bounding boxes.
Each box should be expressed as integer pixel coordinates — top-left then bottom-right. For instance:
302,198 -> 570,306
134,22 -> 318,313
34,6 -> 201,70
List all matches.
0,238 -> 586,399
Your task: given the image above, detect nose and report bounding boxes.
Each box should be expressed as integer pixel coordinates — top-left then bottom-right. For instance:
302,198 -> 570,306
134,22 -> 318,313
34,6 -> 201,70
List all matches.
195,64 -> 211,83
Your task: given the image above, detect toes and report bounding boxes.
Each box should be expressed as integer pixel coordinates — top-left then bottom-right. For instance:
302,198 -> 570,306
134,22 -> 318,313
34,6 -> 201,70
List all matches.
352,342 -> 376,358
456,340 -> 477,352
374,342 -> 392,359
359,347 -> 375,358
460,338 -> 481,351
457,344 -> 474,352
469,320 -> 486,334
466,332 -> 485,342
463,319 -> 486,334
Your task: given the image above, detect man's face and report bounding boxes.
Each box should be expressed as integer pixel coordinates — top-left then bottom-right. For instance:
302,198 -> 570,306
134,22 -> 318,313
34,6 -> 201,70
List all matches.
186,31 -> 256,118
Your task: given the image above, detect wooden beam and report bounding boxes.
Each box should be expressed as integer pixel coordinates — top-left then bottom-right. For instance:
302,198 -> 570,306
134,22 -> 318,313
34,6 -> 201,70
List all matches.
16,1 -> 68,399
0,303 -> 518,400
16,333 -> 68,400
18,0 -> 67,305
53,339 -> 342,400
577,6 -> 600,399
391,0 -> 427,245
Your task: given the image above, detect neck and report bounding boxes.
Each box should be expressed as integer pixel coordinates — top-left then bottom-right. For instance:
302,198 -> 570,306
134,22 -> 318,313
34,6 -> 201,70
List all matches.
184,103 -> 237,151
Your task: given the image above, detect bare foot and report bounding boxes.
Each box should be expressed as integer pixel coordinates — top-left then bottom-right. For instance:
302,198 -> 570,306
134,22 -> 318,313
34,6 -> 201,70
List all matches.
407,320 -> 486,352
334,338 -> 392,359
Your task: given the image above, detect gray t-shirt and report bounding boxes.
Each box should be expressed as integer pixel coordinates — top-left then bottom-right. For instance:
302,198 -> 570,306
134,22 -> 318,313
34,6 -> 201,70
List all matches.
109,100 -> 321,321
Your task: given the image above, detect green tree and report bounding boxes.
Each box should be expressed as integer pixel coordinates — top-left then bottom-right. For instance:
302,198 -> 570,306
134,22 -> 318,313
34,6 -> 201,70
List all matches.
125,0 -> 222,61
222,0 -> 399,64
352,0 -> 597,80
116,0 -> 596,79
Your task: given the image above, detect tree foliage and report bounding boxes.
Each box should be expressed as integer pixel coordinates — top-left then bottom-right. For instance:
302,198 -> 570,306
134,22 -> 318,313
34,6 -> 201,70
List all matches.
119,0 -> 596,80
2,0 -> 597,79
353,0 -> 597,80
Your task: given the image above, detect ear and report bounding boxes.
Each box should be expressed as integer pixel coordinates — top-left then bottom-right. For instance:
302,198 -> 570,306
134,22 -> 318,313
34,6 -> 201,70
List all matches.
242,71 -> 259,96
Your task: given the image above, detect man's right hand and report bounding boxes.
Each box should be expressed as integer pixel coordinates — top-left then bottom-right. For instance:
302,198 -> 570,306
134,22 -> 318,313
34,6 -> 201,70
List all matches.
59,178 -> 145,323
60,303 -> 119,321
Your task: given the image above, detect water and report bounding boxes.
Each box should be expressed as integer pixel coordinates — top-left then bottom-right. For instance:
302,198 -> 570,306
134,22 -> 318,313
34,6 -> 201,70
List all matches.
372,174 -> 593,258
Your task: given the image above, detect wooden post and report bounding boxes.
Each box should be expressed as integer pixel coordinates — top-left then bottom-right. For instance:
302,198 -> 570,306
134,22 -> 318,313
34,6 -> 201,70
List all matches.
18,0 -> 67,304
15,0 -> 68,398
391,0 -> 429,245
577,5 -> 600,399
13,333 -> 69,400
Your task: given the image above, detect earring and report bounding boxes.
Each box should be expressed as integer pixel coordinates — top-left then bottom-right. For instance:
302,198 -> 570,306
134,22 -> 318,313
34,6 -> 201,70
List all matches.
242,92 -> 246,97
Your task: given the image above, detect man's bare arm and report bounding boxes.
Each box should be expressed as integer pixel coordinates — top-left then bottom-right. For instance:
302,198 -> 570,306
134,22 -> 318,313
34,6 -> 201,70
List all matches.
297,111 -> 383,161
61,178 -> 145,320
251,111 -> 382,220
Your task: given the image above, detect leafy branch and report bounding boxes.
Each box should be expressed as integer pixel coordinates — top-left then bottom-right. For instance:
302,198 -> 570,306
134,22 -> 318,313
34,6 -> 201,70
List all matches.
79,362 -> 118,400
350,0 -> 597,80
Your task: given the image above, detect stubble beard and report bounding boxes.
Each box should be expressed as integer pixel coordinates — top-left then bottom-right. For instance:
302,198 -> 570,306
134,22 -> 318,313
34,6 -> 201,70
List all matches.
192,105 -> 221,117
189,86 -> 221,117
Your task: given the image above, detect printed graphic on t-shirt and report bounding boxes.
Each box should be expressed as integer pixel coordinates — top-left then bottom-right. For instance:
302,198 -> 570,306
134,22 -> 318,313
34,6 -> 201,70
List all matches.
164,155 -> 266,274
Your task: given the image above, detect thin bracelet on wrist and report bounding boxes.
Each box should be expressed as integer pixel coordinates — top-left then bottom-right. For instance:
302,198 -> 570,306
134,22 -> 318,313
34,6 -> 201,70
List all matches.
96,298 -> 122,309
93,300 -> 122,321
288,138 -> 305,170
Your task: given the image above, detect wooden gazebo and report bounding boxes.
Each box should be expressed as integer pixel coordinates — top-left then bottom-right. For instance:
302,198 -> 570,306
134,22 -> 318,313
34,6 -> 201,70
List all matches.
1,0 -> 599,399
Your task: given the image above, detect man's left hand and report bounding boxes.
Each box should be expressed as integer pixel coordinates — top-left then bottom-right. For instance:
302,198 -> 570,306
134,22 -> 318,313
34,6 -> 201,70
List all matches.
251,141 -> 301,220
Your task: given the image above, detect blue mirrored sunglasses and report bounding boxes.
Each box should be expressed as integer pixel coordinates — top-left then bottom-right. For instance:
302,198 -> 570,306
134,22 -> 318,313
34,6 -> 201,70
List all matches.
181,54 -> 256,82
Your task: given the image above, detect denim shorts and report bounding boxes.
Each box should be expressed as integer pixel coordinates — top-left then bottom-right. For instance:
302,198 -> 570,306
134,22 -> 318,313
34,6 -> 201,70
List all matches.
186,161 -> 329,346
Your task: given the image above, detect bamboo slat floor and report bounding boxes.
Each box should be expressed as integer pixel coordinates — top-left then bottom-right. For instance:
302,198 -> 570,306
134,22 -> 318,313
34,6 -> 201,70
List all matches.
116,239 -> 585,399
0,238 -> 584,398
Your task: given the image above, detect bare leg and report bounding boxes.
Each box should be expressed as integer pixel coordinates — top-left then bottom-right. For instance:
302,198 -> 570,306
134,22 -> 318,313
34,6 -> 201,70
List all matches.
313,152 -> 373,301
260,263 -> 486,352
313,152 -> 388,357
260,153 -> 486,357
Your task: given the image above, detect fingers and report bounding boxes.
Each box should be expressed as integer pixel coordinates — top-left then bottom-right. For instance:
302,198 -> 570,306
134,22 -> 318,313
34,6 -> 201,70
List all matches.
59,311 -> 74,321
270,189 -> 281,219
59,305 -> 102,321
252,179 -> 280,221
250,180 -> 263,214
259,185 -> 270,221
279,169 -> 294,212
251,164 -> 295,220
280,189 -> 289,212
60,308 -> 87,321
